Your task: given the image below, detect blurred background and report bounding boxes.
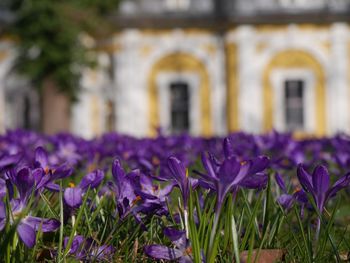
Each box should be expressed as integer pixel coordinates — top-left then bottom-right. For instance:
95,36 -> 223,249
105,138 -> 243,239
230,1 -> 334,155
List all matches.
0,0 -> 350,138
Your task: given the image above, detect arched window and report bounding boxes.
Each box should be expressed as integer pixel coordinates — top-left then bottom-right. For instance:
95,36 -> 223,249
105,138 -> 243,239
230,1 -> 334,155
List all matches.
23,95 -> 31,129
284,79 -> 304,131
170,81 -> 189,133
4,73 -> 40,130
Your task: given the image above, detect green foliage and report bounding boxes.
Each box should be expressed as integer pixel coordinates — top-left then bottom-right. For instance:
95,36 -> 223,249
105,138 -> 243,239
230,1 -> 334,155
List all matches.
1,164 -> 350,262
2,0 -> 120,100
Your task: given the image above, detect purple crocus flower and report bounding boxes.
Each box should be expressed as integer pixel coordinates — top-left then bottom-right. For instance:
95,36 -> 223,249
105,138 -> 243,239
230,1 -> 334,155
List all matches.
145,227 -> 202,262
297,164 -> 350,213
200,152 -> 251,211
64,235 -> 115,261
132,173 -> 174,215
199,138 -> 269,251
200,138 -> 269,212
0,178 -> 6,199
78,169 -> 104,191
275,172 -> 311,216
167,157 -> 201,238
167,157 -> 190,209
0,153 -> 22,173
64,186 -> 83,209
110,159 -> 139,219
33,147 -> 73,192
64,170 -> 104,210
1,166 -> 60,248
297,164 -> 350,239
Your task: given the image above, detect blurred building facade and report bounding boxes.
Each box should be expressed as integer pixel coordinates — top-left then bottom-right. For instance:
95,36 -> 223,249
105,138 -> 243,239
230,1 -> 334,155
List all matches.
1,0 -> 350,138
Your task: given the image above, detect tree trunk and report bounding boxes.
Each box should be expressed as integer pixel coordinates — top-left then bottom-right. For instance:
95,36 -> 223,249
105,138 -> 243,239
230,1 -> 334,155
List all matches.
41,79 -> 71,134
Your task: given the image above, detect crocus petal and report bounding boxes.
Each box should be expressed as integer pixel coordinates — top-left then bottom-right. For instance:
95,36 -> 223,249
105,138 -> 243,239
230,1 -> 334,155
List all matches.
34,147 -> 49,168
231,160 -> 251,186
201,152 -> 218,180
223,137 -> 234,159
17,222 -> 36,248
168,157 -> 186,185
0,201 -> 5,219
51,165 -> 73,180
168,157 -> 189,206
311,165 -> 329,211
326,173 -> 350,201
92,244 -> 115,260
112,159 -> 125,186
24,216 -> 60,232
64,187 -> 83,208
144,245 -> 183,260
0,201 -> 6,231
275,172 -> 286,193
163,228 -> 187,250
157,183 -> 175,197
297,165 -> 314,193
218,157 -> 241,186
240,172 -> 267,189
0,154 -> 21,171
79,170 -> 104,191
163,227 -> 186,242
32,168 -> 45,186
64,235 -> 85,254
0,178 -> 6,198
134,190 -> 158,200
312,165 -> 330,195
16,168 -> 35,200
45,182 -> 61,192
0,218 -> 5,231
277,194 -> 294,211
247,156 -> 270,176
179,256 -> 193,263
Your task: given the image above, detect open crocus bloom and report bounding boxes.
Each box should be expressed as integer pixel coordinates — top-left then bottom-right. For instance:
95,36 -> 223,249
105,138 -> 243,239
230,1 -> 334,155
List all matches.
144,227 -> 204,263
64,235 -> 115,261
297,164 -> 350,213
0,165 -> 60,248
0,199 -> 60,248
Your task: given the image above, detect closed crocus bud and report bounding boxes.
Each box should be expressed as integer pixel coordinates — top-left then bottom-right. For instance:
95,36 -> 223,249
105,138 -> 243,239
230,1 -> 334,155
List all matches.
79,170 -> 104,191
64,184 -> 83,209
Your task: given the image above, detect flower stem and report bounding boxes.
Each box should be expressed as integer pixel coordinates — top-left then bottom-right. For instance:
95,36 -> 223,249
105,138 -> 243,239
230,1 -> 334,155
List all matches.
184,209 -> 189,239
209,213 -> 219,257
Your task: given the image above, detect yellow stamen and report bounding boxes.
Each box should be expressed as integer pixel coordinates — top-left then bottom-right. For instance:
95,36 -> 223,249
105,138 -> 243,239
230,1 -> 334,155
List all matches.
44,166 -> 51,175
123,152 -> 130,159
293,187 -> 301,193
132,195 -> 142,206
68,182 -> 75,188
282,159 -> 290,166
185,247 -> 192,255
87,164 -> 96,173
152,156 -> 160,166
152,185 -> 159,194
186,169 -> 189,178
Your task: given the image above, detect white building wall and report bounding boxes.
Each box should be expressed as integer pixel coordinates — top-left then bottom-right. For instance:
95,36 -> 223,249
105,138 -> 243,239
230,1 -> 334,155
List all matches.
1,23 -> 350,138
329,23 -> 350,134
0,42 -> 15,134
114,29 -> 226,137
227,24 -> 350,135
72,53 -> 113,139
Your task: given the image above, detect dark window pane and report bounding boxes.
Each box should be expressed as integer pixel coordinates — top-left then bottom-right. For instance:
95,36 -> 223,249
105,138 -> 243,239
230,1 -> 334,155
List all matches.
170,82 -> 189,133
284,79 -> 304,131
24,95 -> 31,129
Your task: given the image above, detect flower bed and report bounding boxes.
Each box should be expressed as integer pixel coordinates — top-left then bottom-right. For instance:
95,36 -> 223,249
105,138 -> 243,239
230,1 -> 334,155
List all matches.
1,130 -> 350,262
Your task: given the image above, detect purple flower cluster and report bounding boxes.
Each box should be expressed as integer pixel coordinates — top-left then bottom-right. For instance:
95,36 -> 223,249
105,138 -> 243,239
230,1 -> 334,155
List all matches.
0,129 -> 350,261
